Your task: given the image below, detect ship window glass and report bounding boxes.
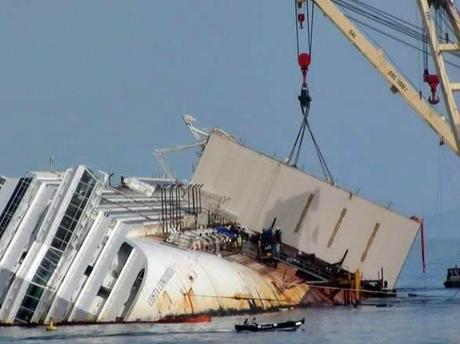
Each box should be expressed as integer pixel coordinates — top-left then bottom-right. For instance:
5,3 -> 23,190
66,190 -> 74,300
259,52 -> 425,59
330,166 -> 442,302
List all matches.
16,308 -> 34,323
0,177 -> 32,240
65,216 -> 79,229
97,286 -> 111,299
32,273 -> 49,286
34,267 -> 52,282
21,295 -> 40,310
84,265 -> 93,276
70,195 -> 83,209
51,236 -> 67,251
61,215 -> 74,229
45,248 -> 62,265
68,200 -> 85,218
27,285 -> 44,299
54,226 -> 70,240
80,170 -> 92,185
15,170 -> 97,323
63,229 -> 73,244
39,258 -> 55,272
52,229 -> 73,250
15,284 -> 44,323
19,251 -> 27,264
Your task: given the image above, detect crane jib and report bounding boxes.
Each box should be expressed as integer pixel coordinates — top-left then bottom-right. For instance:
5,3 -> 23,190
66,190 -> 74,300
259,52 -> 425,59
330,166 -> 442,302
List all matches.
307,0 -> 460,155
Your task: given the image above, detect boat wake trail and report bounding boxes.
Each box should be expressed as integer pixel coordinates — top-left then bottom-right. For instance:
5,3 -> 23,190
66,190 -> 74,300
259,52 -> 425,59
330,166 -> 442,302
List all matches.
19,329 -> 235,342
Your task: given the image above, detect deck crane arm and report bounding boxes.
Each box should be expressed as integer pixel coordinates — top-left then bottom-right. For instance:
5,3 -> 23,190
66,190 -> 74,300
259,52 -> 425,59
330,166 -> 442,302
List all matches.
153,142 -> 205,181
183,114 -> 210,142
308,0 -> 459,155
153,115 -> 209,181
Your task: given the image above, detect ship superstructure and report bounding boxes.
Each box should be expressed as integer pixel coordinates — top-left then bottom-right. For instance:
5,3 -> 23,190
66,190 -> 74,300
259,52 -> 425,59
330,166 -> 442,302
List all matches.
0,163 -> 310,325
2,0 -> 460,327
0,125 -> 420,325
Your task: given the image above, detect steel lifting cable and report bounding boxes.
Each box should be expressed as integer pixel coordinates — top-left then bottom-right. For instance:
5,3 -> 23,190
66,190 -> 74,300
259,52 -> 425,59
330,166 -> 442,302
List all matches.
306,119 -> 334,183
333,0 -> 424,39
349,0 -> 421,31
333,0 -> 456,103
332,0 -> 451,45
288,0 -> 312,167
332,0 -> 460,75
343,13 -> 460,70
306,0 -> 315,54
291,100 -> 334,183
288,0 -> 334,183
333,0 -> 458,53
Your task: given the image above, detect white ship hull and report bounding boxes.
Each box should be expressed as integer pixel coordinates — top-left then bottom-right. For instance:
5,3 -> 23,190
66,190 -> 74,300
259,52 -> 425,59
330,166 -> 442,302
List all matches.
0,129 -> 418,325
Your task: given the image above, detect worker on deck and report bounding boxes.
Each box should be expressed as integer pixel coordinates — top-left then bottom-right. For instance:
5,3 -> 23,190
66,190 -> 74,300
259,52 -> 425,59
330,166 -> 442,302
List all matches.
214,238 -> 220,255
257,236 -> 261,258
274,227 -> 282,258
237,234 -> 243,254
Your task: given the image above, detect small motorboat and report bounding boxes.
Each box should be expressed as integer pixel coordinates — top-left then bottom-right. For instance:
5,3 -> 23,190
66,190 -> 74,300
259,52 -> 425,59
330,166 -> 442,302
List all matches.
444,267 -> 460,288
235,318 -> 305,332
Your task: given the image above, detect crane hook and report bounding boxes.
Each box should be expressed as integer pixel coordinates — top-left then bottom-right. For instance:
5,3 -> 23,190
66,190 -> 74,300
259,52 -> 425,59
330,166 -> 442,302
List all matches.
424,69 -> 440,105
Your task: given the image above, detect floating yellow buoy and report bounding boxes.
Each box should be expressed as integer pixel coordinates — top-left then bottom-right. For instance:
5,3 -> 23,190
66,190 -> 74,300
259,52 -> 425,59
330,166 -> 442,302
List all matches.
46,320 -> 57,331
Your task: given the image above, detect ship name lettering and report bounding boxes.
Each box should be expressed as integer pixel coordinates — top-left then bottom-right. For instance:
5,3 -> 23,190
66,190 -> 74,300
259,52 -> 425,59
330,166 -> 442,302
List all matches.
348,29 -> 357,39
148,266 -> 175,306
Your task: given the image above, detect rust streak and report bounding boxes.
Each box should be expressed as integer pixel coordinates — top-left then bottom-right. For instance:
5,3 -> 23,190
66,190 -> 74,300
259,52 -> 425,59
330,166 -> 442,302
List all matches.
327,208 -> 347,248
294,193 -> 314,233
360,223 -> 380,262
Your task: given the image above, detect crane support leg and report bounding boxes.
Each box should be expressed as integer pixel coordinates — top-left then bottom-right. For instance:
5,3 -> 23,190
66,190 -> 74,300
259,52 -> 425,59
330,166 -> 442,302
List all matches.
418,0 -> 460,152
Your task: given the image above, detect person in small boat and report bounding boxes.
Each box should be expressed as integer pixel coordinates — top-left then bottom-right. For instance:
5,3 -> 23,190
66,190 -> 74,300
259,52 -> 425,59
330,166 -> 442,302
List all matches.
251,317 -> 257,324
243,318 -> 248,325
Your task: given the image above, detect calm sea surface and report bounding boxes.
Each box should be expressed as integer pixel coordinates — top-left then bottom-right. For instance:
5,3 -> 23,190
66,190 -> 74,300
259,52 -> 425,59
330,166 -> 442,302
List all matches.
1,238 -> 459,343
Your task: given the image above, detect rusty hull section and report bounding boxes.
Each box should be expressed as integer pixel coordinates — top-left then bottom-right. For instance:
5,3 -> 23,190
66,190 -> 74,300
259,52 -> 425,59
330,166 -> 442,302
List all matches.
126,239 -> 310,321
126,239 -> 358,323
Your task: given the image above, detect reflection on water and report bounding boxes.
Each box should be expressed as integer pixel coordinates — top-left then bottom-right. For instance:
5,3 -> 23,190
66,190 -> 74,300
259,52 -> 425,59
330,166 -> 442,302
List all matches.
1,239 -> 459,344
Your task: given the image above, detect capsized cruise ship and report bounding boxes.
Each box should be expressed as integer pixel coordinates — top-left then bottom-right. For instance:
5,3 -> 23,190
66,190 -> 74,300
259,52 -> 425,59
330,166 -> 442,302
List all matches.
0,122 -> 420,325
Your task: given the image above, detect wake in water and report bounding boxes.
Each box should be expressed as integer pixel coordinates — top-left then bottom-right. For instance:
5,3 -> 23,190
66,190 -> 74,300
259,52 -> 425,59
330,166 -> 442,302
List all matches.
18,329 -> 235,342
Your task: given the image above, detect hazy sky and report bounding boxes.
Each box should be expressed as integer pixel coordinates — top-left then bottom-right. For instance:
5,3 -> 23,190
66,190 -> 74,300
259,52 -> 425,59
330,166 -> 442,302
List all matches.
1,1 -> 460,237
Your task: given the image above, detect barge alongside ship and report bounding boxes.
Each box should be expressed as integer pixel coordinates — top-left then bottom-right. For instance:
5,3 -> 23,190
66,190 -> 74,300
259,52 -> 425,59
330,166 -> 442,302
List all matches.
0,125 -> 420,325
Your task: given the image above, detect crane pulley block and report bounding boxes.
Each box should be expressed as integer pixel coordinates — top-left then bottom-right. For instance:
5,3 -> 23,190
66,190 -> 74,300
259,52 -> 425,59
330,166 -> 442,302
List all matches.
298,85 -> 312,114
428,0 -> 448,10
298,13 -> 305,27
298,53 -> 311,84
298,53 -> 311,71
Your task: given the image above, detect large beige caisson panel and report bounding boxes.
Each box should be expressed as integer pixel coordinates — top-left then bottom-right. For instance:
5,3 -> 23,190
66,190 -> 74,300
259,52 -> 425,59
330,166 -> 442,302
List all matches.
192,130 -> 420,288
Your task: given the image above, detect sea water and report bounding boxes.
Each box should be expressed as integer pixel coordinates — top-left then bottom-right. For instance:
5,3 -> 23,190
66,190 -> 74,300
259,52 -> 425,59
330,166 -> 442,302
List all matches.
1,238 -> 459,344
